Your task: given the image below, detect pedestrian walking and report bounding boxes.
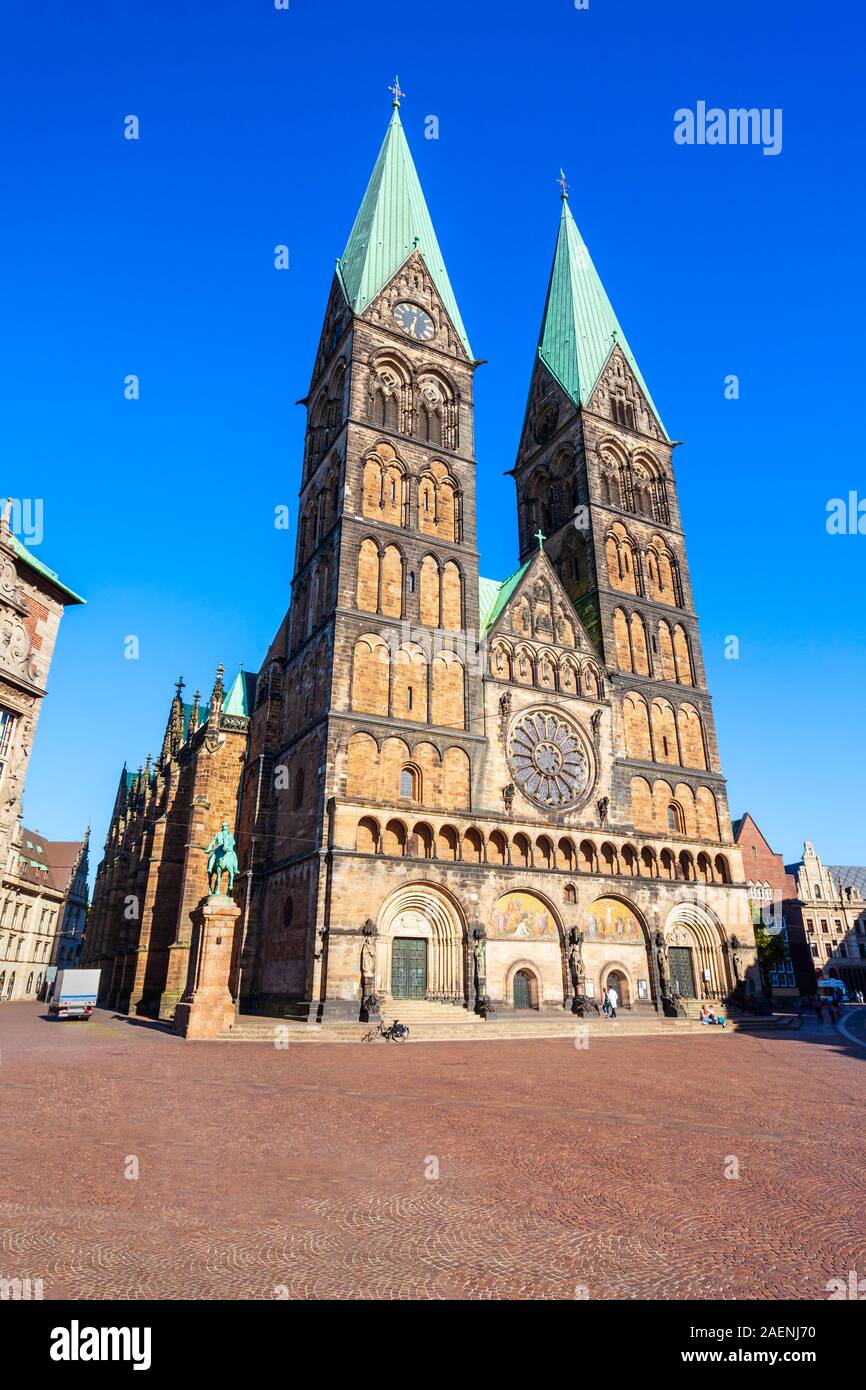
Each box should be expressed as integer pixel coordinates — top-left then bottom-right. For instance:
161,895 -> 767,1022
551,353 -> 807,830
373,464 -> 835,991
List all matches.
606,984 -> 618,1020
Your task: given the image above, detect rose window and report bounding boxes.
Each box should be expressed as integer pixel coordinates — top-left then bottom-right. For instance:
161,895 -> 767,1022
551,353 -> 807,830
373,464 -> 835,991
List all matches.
507,710 -> 591,810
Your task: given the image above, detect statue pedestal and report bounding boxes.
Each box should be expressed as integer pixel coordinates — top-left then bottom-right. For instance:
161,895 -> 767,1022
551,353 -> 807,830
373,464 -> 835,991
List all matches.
173,895 -> 240,1040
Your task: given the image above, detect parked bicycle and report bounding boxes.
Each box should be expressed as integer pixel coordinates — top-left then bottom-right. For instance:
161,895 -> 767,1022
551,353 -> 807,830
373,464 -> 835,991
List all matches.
363,1018 -> 409,1042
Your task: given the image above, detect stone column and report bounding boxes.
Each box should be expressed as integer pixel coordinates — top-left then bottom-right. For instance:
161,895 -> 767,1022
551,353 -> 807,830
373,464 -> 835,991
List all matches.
173,894 -> 240,1040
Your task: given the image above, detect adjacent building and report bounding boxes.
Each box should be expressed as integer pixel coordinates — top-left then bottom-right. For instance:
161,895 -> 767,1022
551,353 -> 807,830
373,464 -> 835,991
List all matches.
732,812 -> 815,999
51,830 -> 90,969
0,503 -> 85,1000
787,844 -> 866,997
82,668 -> 255,1016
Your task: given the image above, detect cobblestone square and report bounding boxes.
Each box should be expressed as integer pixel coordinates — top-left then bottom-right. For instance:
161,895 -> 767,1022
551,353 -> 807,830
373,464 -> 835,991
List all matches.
2,1005 -> 864,1300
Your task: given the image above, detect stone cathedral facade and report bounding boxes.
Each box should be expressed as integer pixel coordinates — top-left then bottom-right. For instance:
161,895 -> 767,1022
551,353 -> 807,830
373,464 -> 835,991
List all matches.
88,101 -> 760,1023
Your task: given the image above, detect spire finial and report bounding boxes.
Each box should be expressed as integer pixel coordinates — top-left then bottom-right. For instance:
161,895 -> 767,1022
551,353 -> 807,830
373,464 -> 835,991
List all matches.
557,168 -> 570,201
175,675 -> 185,699
534,528 -> 546,550
388,75 -> 405,109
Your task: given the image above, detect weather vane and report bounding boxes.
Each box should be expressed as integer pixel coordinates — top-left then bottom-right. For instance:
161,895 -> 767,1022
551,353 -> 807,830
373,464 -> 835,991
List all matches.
389,76 -> 405,108
557,169 -> 570,200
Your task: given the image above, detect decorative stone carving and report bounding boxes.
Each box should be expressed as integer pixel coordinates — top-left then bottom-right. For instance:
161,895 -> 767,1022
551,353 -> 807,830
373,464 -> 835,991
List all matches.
502,783 -> 514,812
360,919 -> 379,1022
654,929 -> 670,994
597,795 -> 609,825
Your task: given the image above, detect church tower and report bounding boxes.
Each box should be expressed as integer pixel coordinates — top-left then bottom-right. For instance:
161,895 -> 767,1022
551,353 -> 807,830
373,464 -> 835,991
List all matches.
235,89 -> 484,1013
512,182 -> 740,893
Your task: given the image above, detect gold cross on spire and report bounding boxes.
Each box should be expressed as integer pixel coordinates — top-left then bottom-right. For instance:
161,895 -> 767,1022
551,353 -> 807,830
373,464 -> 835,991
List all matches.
557,168 -> 570,200
389,75 -> 405,108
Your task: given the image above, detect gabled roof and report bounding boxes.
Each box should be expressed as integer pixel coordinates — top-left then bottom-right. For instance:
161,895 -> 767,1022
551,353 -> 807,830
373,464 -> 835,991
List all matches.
337,106 -> 471,356
537,197 -> 665,435
479,561 -> 532,633
42,838 -> 88,892
481,546 -> 598,656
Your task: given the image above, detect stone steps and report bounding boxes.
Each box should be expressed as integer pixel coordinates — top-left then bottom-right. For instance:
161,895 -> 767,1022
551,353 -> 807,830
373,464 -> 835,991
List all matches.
215,1005 -> 727,1044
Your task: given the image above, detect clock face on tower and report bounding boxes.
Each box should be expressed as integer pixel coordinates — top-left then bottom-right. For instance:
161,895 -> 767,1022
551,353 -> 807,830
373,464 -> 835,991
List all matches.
393,302 -> 435,341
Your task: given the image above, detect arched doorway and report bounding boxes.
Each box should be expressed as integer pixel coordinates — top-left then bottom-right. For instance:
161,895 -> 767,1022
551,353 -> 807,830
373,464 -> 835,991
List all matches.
664,903 -> 728,998
603,968 -> 631,1010
377,884 -> 466,1003
513,968 -> 539,1010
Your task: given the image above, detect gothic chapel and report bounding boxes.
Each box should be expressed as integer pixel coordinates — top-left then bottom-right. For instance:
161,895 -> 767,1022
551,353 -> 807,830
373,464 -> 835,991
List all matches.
89,94 -> 760,1024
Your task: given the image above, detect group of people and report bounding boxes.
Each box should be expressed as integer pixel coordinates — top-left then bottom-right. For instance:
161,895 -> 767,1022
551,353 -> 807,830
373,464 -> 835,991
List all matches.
698,1003 -> 726,1026
602,985 -> 618,1019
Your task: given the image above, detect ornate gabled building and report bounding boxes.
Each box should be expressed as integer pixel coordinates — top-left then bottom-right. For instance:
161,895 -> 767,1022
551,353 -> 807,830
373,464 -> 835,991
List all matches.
0,503 -> 85,1001
786,843 -> 866,997
88,99 -> 761,1025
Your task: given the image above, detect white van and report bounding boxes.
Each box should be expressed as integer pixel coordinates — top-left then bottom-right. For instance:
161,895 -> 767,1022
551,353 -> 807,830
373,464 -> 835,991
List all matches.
48,969 -> 101,1019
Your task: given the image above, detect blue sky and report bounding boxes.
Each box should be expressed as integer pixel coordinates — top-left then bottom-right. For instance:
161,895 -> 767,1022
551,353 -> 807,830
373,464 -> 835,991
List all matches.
3,0 -> 863,870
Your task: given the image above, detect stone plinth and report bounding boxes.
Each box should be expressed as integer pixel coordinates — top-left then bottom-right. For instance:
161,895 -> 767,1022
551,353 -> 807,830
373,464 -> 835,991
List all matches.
173,895 -> 240,1040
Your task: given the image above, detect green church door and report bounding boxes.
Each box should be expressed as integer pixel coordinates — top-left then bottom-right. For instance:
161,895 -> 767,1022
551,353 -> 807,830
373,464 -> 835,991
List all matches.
513,969 -> 537,1010
668,946 -> 697,998
391,938 -> 427,999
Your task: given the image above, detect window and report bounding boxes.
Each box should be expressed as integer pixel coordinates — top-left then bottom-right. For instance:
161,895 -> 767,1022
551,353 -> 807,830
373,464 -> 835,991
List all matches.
293,769 -> 305,809
399,766 -> 420,801
0,709 -> 15,786
821,920 -> 829,933
667,803 -> 684,833
407,686 -> 413,711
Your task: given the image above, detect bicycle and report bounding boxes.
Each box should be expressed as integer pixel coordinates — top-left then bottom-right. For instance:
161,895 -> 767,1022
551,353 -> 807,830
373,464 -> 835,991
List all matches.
362,1018 -> 410,1042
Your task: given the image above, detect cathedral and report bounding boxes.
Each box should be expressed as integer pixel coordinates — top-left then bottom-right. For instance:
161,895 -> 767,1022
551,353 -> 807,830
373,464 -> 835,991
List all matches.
85,96 -> 761,1026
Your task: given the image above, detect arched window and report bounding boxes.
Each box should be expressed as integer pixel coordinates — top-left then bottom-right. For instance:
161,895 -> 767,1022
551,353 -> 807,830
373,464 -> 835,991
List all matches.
399,765 -> 420,801
294,769 -> 305,809
667,802 -> 684,834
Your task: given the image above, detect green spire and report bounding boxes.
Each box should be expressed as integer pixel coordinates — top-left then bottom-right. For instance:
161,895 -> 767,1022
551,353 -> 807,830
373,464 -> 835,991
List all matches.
338,105 -> 472,356
538,193 -> 665,435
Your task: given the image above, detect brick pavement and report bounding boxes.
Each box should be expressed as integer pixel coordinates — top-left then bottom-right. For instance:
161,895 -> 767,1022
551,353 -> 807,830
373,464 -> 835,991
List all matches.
1,1003 -> 864,1300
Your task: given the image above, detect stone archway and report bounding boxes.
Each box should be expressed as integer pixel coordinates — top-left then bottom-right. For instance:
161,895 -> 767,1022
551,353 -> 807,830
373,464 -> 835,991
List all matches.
487,890 -> 565,1009
664,902 -> 728,999
505,959 -> 544,1009
581,896 -> 655,1007
377,884 -> 466,1003
601,964 -> 632,1010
